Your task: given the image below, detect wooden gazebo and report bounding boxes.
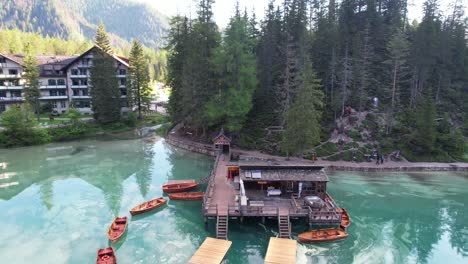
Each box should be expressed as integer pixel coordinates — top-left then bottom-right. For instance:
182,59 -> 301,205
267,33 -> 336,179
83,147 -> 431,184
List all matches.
213,129 -> 231,157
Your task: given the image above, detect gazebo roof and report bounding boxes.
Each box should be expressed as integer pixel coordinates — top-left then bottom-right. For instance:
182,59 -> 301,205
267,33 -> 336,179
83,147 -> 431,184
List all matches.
213,129 -> 231,145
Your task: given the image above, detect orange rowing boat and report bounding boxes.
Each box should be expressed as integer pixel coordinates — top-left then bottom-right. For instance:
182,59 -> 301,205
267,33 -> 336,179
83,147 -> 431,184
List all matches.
96,247 -> 116,264
298,228 -> 348,243
129,197 -> 167,216
168,192 -> 204,201
162,182 -> 199,193
339,208 -> 351,228
107,216 -> 127,243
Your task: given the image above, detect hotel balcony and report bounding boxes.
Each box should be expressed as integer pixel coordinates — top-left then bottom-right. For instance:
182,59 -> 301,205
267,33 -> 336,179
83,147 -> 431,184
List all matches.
71,85 -> 88,89
71,95 -> 91,99
0,97 -> 24,102
39,96 -> 68,100
0,86 -> 23,90
40,85 -> 67,89
116,74 -> 126,78
0,74 -> 22,79
70,74 -> 88,78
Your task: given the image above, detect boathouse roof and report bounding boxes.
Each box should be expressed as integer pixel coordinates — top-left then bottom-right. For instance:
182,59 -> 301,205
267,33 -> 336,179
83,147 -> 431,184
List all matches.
213,128 -> 231,145
238,163 -> 328,182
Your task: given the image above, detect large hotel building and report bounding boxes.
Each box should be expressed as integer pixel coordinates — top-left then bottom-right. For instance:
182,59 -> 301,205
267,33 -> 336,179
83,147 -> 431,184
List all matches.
0,45 -> 129,114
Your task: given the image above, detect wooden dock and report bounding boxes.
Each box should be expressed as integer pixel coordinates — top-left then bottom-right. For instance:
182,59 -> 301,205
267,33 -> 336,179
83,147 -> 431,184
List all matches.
264,237 -> 297,264
188,237 -> 232,264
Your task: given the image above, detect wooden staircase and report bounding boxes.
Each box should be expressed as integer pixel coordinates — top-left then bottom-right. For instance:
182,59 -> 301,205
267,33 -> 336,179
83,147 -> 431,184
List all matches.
216,214 -> 228,240
278,213 -> 291,239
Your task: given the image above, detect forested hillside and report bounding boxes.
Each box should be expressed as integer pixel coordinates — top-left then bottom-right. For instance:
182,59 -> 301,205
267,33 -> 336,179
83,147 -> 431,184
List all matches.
167,0 -> 468,162
0,0 -> 168,49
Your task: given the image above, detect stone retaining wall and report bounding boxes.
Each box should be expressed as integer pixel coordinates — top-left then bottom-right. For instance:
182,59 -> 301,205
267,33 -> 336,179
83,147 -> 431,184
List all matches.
165,135 -> 218,157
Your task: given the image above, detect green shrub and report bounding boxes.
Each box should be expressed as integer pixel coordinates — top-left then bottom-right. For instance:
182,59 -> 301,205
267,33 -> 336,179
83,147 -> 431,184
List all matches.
48,122 -> 96,141
125,112 -> 138,127
346,130 -> 363,141
314,142 -> 338,157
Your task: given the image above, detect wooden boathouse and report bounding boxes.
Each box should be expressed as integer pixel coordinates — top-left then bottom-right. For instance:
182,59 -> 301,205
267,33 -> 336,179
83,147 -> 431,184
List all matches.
203,130 -> 342,240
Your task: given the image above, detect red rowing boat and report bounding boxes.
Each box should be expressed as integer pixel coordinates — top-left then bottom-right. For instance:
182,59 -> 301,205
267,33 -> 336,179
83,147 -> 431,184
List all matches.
339,208 -> 351,228
96,247 -> 116,264
168,192 -> 204,201
298,228 -> 348,243
129,197 -> 167,216
162,182 -> 199,193
107,216 -> 127,243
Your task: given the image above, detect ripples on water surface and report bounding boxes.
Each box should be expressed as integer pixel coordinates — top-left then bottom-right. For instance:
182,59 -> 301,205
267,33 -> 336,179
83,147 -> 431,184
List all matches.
0,138 -> 467,264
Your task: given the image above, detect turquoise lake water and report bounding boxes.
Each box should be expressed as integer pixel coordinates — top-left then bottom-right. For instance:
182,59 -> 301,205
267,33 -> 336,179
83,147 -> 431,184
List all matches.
0,138 -> 467,264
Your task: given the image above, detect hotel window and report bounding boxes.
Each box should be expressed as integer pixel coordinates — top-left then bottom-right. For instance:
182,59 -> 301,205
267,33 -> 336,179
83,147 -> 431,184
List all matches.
0,104 -> 5,112
72,79 -> 80,86
50,90 -> 58,96
82,89 -> 89,96
48,79 -> 57,86
120,78 -> 126,86
8,69 -> 18,75
0,91 -> 6,97
82,79 -> 88,85
79,69 -> 87,75
11,91 -> 21,97
71,69 -> 79,75
0,69 -> 3,74
58,90 -> 66,96
119,69 -> 126,75
0,80 -> 4,86
51,101 -> 57,108
57,79 -> 65,85
73,90 -> 79,96
60,101 -> 66,108
120,88 -> 127,96
121,100 -> 127,107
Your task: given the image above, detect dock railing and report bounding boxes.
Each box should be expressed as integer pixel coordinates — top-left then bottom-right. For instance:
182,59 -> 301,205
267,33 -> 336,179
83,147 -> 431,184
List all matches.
202,153 -> 221,215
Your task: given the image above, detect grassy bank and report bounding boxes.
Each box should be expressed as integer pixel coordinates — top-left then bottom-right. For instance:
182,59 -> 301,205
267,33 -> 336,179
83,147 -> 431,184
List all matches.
0,112 -> 169,148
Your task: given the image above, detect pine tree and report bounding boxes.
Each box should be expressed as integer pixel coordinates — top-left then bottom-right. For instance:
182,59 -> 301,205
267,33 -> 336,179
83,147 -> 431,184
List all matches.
282,62 -> 324,156
412,91 -> 437,153
128,40 -> 151,119
384,29 -> 410,134
95,22 -> 112,53
167,16 -> 191,123
205,4 -> 257,134
90,50 -> 121,123
22,42 -> 40,122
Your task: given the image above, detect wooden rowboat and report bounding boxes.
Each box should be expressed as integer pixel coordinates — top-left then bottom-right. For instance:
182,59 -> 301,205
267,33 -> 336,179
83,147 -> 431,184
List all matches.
96,247 -> 116,264
168,192 -> 204,201
162,182 -> 199,193
107,216 -> 127,243
298,228 -> 348,243
129,197 -> 167,216
339,208 -> 351,228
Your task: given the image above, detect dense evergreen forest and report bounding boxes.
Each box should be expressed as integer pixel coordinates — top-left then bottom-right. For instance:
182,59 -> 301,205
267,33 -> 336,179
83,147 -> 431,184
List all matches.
0,0 -> 168,49
167,0 -> 468,162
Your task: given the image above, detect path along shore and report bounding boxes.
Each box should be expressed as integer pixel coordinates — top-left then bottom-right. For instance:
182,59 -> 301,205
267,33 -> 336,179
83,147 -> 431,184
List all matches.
165,134 -> 468,172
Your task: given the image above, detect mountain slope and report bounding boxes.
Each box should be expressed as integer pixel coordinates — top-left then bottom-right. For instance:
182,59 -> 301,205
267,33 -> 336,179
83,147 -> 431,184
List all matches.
0,0 -> 169,49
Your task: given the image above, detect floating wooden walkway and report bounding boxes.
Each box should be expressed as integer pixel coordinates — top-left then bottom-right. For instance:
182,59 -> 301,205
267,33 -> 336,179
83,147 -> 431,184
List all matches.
188,237 -> 232,264
264,237 -> 297,264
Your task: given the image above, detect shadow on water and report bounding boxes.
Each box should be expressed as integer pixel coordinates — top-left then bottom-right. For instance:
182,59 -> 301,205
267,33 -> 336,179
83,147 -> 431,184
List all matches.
107,230 -> 128,251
